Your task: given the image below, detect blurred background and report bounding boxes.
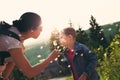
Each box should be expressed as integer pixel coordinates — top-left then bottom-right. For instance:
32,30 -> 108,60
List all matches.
0,0 -> 120,80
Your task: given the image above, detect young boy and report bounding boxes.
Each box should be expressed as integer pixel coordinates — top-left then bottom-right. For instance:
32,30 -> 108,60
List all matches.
58,27 -> 99,80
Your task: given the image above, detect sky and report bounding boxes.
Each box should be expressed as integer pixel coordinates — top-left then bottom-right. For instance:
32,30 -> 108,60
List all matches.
0,0 -> 120,45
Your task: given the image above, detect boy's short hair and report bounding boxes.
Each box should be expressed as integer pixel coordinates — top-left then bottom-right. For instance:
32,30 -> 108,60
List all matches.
63,27 -> 76,38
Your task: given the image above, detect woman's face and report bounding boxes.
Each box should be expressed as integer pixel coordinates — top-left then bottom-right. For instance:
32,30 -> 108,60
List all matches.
31,24 -> 42,39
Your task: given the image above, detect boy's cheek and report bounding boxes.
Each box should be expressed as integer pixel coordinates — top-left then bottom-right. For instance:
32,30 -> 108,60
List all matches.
60,39 -> 67,46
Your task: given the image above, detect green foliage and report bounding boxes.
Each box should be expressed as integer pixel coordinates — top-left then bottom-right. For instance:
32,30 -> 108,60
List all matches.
76,27 -> 89,45
25,42 -> 51,65
97,29 -> 120,80
65,76 -> 73,80
89,15 -> 108,48
102,21 -> 120,43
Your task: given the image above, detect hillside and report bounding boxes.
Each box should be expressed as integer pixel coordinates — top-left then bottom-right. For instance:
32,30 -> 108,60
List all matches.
25,42 -> 51,65
101,21 -> 119,41
86,21 -> 119,42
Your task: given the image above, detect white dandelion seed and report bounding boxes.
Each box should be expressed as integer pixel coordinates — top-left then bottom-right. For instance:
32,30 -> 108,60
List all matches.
37,55 -> 41,58
50,61 -> 53,63
39,59 -> 45,62
100,29 -> 104,31
97,48 -> 100,51
58,55 -> 60,57
57,46 -> 60,49
68,65 -> 71,68
99,31 -> 102,34
75,52 -> 78,55
115,24 -> 119,27
88,50 -> 92,53
59,70 -> 62,73
80,53 -> 83,56
101,37 -> 104,40
71,49 -> 74,52
40,46 -> 43,49
18,34 -> 22,37
61,59 -> 64,62
53,40 -> 57,46
108,28 -> 112,31
55,58 -> 58,61
59,49 -> 62,52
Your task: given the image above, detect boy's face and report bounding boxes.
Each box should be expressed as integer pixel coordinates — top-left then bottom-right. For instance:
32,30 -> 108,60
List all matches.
59,32 -> 70,47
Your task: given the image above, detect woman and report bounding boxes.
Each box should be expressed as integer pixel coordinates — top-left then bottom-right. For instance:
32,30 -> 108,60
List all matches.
0,12 -> 59,80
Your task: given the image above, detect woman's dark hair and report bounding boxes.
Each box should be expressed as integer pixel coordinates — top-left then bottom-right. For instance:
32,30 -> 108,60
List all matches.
13,12 -> 41,32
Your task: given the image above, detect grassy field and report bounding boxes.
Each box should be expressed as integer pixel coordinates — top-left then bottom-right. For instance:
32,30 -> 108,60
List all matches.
25,42 -> 51,65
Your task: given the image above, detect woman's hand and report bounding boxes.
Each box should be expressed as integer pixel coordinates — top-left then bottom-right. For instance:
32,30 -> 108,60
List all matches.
79,72 -> 88,80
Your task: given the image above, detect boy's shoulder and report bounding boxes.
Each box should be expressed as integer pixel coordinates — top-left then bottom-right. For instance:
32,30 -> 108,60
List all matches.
75,42 -> 89,51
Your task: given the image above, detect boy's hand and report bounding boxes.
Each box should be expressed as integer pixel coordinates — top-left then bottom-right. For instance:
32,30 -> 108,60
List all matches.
79,72 -> 88,80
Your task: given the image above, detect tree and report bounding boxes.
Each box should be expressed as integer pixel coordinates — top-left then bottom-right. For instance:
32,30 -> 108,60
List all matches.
49,27 -> 59,51
76,26 -> 89,45
89,15 -> 108,48
98,28 -> 120,80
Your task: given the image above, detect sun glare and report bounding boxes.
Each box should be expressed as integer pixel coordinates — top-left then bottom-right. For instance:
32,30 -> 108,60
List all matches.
1,0 -> 120,46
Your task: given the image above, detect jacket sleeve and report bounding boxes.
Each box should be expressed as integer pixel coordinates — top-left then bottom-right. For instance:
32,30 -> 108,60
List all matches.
82,45 -> 98,77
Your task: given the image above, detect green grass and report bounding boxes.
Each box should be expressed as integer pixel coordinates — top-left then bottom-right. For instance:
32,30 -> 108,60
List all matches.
25,42 -> 51,65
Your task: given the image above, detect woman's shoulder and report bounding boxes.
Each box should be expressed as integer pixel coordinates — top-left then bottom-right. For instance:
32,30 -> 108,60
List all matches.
0,27 -> 22,50
9,27 -> 21,37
